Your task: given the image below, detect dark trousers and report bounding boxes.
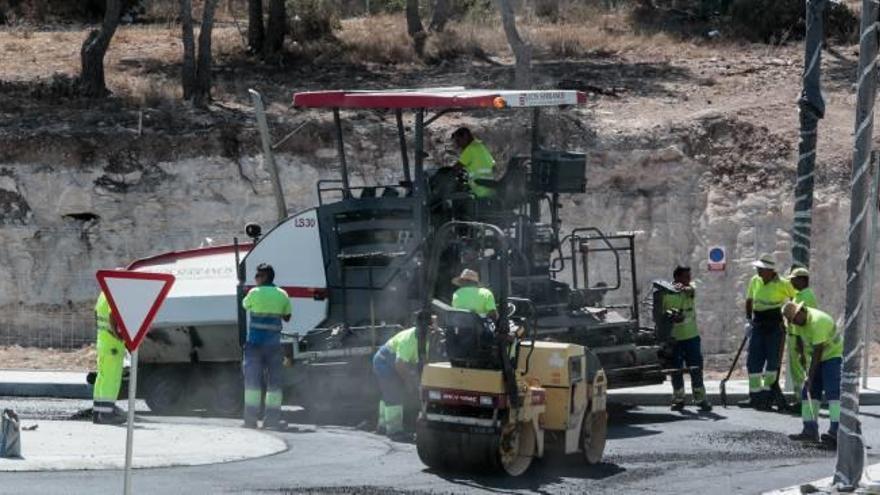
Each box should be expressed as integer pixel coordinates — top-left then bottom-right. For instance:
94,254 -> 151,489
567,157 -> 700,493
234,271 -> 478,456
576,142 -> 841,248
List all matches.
243,343 -> 283,426
670,336 -> 705,393
802,357 -> 842,402
372,346 -> 403,406
747,318 -> 783,375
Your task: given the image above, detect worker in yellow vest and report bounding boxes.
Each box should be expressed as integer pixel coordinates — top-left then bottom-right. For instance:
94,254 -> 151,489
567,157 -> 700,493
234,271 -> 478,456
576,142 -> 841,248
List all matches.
451,269 -> 498,320
787,267 -> 818,406
451,127 -> 496,199
662,266 -> 712,412
242,263 -> 291,430
93,291 -> 127,424
742,255 -> 797,410
783,302 -> 842,447
372,326 -> 419,441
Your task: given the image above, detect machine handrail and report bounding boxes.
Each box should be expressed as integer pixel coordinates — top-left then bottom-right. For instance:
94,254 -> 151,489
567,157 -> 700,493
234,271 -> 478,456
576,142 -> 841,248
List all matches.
316,179 -> 412,206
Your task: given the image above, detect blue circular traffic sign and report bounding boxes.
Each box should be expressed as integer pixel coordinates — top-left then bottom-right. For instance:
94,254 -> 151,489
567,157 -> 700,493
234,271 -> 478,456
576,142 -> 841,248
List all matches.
709,247 -> 725,263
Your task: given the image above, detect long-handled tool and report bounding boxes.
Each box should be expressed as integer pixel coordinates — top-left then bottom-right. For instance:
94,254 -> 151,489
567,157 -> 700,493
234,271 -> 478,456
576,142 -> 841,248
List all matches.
721,323 -> 751,408
768,327 -> 795,413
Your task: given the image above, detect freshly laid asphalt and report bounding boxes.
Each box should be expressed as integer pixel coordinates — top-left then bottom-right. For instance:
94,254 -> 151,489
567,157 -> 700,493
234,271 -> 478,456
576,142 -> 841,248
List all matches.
0,396 -> 877,494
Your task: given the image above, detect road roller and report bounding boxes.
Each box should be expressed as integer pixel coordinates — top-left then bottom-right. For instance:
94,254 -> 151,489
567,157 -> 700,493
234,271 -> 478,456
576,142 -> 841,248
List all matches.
417,332 -> 608,475
415,222 -> 608,476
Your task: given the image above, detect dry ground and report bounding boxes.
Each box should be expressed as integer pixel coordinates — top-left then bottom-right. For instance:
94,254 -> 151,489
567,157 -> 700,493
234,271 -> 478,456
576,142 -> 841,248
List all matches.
0,344 -> 95,370
0,9 -> 870,370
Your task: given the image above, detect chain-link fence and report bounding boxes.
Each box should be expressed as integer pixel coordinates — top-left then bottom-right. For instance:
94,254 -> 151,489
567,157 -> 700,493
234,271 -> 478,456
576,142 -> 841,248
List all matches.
0,226 -> 240,351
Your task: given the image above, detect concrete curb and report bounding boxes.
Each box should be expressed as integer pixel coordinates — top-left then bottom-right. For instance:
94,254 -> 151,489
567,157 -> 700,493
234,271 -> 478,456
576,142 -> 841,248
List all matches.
0,371 -> 92,400
610,390 -> 880,407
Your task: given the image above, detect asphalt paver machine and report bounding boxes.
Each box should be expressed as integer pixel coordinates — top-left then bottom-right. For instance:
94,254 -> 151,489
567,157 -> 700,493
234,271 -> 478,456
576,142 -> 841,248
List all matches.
126,88 -> 667,418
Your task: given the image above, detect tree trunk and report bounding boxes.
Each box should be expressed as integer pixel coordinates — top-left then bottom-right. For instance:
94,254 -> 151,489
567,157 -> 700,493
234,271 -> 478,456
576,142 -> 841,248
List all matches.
79,0 -> 122,97
790,0 -> 826,269
179,0 -> 196,100
247,0 -> 264,53
264,0 -> 287,57
496,0 -> 532,89
405,0 -> 427,57
194,0 -> 220,108
429,0 -> 451,32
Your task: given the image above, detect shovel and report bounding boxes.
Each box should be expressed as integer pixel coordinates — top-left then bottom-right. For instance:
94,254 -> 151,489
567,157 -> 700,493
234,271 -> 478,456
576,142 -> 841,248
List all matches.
768,327 -> 795,413
721,323 -> 751,408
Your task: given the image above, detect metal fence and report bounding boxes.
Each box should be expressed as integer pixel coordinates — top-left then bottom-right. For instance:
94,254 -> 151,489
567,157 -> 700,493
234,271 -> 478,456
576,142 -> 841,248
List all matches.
0,226 -> 240,350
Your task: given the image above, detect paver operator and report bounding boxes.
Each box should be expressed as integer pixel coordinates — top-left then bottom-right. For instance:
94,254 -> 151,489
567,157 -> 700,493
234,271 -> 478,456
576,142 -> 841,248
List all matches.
451,268 -> 498,320
451,127 -> 496,199
783,302 -> 842,447
242,263 -> 291,430
662,266 -> 712,412
93,291 -> 128,425
787,267 -> 818,407
372,326 -> 420,441
743,255 -> 796,410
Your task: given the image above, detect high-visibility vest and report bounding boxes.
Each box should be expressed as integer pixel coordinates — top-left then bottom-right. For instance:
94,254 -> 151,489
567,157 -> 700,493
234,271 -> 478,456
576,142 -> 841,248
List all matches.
95,292 -> 112,333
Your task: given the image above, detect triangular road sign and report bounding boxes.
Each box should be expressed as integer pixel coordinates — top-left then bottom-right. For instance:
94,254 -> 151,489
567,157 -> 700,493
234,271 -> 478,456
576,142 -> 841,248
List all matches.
96,270 -> 176,352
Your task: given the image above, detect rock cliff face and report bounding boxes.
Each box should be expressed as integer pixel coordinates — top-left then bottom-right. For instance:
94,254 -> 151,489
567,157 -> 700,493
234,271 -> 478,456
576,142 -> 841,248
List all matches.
1,110 -> 875,353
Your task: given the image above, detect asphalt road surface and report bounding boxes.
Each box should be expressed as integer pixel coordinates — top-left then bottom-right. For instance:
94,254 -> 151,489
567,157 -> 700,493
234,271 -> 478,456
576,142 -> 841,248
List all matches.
1,397 -> 878,494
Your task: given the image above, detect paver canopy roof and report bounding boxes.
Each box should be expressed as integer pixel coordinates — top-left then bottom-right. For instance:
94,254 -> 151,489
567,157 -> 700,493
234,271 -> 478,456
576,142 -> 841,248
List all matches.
292,87 -> 587,110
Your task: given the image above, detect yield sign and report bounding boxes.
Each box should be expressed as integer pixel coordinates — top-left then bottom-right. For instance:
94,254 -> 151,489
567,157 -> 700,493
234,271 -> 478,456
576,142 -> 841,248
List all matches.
95,270 -> 175,352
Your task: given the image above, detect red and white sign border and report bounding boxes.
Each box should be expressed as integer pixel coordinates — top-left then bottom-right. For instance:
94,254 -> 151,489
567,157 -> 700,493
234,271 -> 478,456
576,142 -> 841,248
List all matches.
95,270 -> 176,352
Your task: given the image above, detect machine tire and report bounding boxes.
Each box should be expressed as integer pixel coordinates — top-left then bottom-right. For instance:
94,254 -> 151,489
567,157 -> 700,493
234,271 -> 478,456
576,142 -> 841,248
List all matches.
207,365 -> 243,417
581,408 -> 608,464
141,366 -> 188,415
497,421 -> 536,476
416,421 -> 447,470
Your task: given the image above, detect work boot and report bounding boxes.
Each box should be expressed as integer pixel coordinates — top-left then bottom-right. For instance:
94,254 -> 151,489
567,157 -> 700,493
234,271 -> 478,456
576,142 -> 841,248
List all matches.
737,398 -> 755,409
754,392 -> 772,412
821,432 -> 838,449
93,411 -> 126,425
789,421 -> 820,443
262,420 -> 287,432
671,401 -> 686,412
698,400 -> 713,413
788,431 -> 820,442
388,431 -> 415,443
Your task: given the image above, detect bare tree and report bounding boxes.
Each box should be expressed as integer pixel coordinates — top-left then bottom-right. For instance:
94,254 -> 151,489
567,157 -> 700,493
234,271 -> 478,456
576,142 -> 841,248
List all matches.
194,0 -> 220,107
429,0 -> 451,32
179,0 -> 220,107
496,0 -> 532,89
179,0 -> 196,99
79,0 -> 122,97
247,0 -> 264,53
264,0 -> 287,56
405,0 -> 427,57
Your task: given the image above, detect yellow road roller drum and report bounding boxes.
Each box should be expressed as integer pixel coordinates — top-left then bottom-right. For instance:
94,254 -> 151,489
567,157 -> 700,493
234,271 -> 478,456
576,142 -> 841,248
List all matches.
417,341 -> 608,476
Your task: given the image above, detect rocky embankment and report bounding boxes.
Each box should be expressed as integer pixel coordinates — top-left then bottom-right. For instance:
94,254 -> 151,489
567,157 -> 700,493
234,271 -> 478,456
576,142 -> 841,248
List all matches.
0,106 -> 873,355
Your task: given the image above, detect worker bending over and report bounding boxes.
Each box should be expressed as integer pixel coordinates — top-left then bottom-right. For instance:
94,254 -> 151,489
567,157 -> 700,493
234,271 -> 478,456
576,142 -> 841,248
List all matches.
662,266 -> 711,412
743,255 -> 796,410
93,291 -> 127,425
451,269 -> 498,320
783,302 -> 842,447
787,267 -> 818,407
451,127 -> 496,199
242,263 -> 291,430
372,326 -> 419,441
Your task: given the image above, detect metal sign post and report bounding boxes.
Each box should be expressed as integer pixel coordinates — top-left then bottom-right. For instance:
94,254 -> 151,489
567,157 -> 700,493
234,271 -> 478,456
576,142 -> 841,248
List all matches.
124,349 -> 138,495
95,270 -> 175,495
